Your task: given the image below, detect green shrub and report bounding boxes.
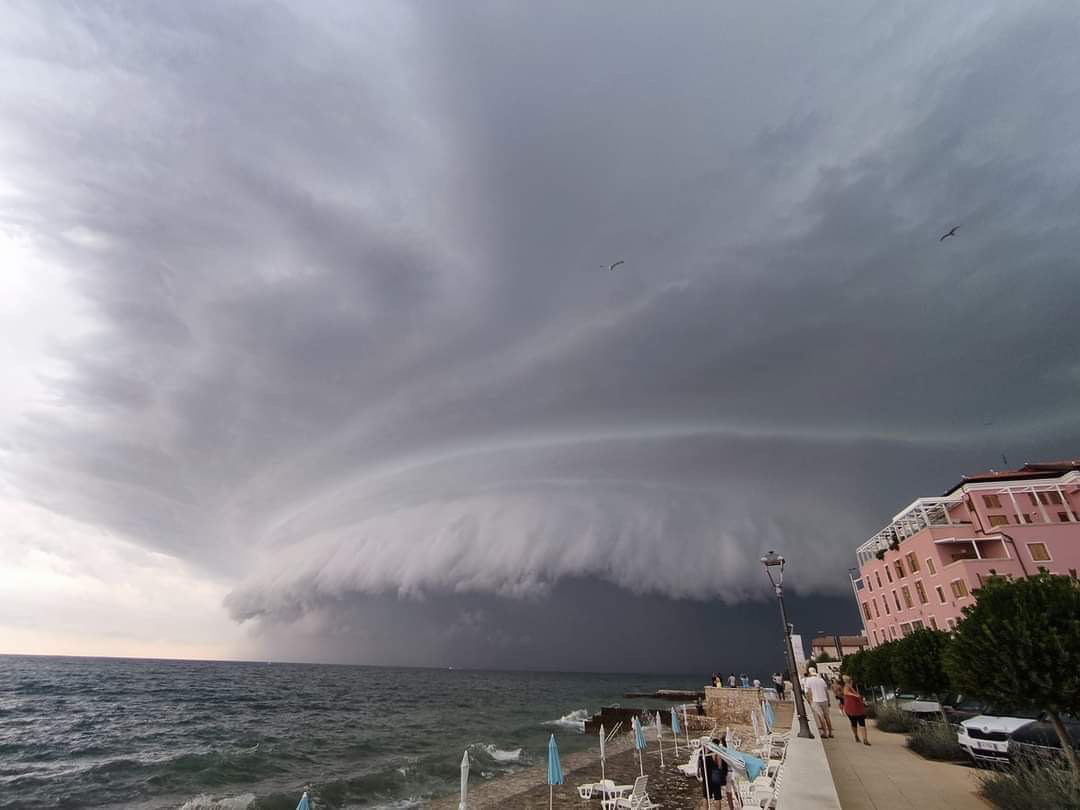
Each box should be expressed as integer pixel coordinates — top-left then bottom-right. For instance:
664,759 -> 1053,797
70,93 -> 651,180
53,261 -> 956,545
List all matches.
979,756 -> 1080,809
874,702 -> 916,733
906,722 -> 964,761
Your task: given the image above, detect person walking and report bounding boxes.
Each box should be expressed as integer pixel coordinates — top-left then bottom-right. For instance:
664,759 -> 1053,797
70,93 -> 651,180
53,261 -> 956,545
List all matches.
802,667 -> 833,738
842,676 -> 870,745
772,672 -> 784,700
697,736 -> 735,810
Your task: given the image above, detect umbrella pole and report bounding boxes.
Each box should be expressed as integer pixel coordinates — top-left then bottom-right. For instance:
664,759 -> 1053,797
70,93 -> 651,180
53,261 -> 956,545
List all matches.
549,784 -> 553,810
638,748 -> 644,776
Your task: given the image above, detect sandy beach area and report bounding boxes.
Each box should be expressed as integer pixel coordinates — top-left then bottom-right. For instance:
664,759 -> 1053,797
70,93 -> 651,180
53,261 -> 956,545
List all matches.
427,707 -> 790,810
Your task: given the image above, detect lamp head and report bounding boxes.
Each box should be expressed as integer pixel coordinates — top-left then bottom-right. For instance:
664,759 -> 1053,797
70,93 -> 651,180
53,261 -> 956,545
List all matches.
761,549 -> 784,588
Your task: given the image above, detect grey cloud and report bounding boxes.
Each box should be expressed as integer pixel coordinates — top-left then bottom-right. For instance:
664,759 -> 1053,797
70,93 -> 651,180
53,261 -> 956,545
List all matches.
3,1 -> 1080,663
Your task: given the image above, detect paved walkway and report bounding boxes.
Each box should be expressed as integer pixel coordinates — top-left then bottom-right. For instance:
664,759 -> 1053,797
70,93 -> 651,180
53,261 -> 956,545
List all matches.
817,701 -> 986,810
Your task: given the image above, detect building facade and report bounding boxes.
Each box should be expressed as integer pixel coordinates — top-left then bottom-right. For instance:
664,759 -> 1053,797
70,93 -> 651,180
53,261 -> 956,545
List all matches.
810,634 -> 869,660
853,460 -> 1080,646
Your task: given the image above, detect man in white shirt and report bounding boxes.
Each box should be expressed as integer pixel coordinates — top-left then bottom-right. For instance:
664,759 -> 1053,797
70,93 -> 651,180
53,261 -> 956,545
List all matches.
801,667 -> 833,738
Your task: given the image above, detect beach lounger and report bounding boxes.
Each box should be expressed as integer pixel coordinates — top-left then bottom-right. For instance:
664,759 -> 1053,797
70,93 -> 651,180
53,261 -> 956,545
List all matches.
600,775 -> 649,810
578,779 -> 620,800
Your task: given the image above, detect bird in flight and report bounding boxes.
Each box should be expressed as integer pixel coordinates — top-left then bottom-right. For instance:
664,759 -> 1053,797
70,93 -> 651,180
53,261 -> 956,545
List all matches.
606,260 -> 625,271
939,225 -> 959,242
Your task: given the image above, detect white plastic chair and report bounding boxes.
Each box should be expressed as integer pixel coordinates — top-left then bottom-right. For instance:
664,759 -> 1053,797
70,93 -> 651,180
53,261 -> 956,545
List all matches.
601,775 -> 649,810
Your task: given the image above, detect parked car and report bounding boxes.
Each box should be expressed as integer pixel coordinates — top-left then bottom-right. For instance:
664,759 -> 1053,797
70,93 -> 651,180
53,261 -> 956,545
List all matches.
893,693 -> 942,718
1008,714 -> 1080,764
958,710 -> 1042,765
942,695 -> 988,727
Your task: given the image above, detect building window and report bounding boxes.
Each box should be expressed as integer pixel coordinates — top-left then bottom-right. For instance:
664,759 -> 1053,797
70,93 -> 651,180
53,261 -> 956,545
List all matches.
1058,512 -> 1073,522
873,629 -> 880,644
1022,513 -> 1034,524
1027,542 -> 1052,562
893,590 -> 902,611
1035,491 -> 1063,505
862,602 -> 873,621
936,585 -> 946,604
925,557 -> 936,575
885,566 -> 893,583
882,595 -> 890,615
929,616 -> 938,630
915,580 -> 928,604
946,618 -> 956,630
988,514 -> 1010,526
900,623 -> 912,637
894,560 -> 905,579
875,571 -> 883,588
983,494 -> 1002,508
905,552 -> 920,573
866,577 -> 873,592
912,619 -> 924,631
950,579 -> 969,599
891,626 -> 898,640
873,600 -> 880,618
901,586 -> 913,609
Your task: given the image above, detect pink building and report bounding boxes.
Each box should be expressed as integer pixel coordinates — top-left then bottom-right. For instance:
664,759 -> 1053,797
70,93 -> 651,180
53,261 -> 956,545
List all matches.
853,460 -> 1080,646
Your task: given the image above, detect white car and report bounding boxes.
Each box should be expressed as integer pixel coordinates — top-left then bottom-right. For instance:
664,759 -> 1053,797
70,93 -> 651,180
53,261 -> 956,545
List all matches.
958,712 -> 1040,764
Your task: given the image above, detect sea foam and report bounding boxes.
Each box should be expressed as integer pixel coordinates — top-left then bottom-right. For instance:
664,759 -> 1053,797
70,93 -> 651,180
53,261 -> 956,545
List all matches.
544,708 -> 589,731
178,794 -> 255,810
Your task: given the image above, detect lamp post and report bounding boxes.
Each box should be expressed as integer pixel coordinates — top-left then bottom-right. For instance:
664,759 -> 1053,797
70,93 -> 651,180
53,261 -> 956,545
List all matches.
761,550 -> 814,739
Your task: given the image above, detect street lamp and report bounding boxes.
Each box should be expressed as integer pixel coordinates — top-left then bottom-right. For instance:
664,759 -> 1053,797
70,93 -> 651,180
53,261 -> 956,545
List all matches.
761,550 -> 814,739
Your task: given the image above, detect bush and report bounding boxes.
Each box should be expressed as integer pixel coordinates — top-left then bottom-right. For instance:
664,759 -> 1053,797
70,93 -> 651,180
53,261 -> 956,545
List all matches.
906,722 -> 965,761
979,756 -> 1080,809
874,702 -> 916,734
864,701 -> 878,720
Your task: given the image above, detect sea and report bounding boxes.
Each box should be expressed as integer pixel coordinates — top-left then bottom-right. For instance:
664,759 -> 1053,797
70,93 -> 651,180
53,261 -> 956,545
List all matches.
0,655 -> 704,809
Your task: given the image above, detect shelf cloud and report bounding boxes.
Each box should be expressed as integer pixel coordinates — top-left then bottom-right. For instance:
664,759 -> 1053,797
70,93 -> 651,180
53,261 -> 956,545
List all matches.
2,0 -> 1079,665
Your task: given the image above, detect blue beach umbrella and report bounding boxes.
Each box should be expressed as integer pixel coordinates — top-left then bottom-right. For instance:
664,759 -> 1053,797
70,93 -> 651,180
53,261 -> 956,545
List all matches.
670,707 -> 681,756
763,700 -> 776,732
296,791 -> 311,810
547,734 -> 564,810
631,715 -> 647,775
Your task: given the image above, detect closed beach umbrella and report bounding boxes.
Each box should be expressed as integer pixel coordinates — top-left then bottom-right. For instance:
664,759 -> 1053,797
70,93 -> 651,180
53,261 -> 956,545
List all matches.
296,791 -> 311,810
654,711 -> 665,767
459,750 -> 469,810
547,734 -> 564,810
631,715 -> 647,776
670,708 -> 681,756
763,700 -> 776,732
599,723 -> 606,782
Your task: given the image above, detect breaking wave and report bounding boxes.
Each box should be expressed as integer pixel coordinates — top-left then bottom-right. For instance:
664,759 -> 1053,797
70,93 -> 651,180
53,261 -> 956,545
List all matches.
178,794 -> 256,810
543,709 -> 589,732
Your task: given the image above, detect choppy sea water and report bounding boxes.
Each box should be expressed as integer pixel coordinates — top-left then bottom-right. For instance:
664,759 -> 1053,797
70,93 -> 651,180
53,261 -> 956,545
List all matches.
0,656 -> 702,809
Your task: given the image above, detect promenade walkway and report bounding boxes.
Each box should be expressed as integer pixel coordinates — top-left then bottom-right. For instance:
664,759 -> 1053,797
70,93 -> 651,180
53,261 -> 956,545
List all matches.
819,702 -> 985,810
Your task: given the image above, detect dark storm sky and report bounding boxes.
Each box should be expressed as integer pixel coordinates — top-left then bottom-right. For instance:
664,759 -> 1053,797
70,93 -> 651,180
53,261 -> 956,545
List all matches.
2,1 -> 1078,670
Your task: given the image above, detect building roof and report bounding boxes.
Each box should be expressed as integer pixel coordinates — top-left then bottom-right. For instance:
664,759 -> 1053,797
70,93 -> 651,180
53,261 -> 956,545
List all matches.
942,459 -> 1080,496
811,637 -> 867,648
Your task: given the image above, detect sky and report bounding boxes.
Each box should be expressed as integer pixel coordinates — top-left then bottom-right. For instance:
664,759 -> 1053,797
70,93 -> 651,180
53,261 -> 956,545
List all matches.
1,1 -> 1079,674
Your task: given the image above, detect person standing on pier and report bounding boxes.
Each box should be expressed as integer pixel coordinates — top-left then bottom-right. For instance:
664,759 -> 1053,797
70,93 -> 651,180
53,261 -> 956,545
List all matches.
772,672 -> 785,700
727,673 -> 736,688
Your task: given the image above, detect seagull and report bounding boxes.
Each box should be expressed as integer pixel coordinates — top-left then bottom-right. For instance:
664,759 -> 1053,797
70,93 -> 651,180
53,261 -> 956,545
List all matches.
939,225 -> 959,242
606,260 -> 625,271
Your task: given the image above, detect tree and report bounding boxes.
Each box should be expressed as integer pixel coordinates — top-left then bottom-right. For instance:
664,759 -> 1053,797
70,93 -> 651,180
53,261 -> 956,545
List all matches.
944,574 -> 1080,774
890,629 -> 952,724
815,651 -> 835,664
862,641 -> 898,696
841,649 -> 868,690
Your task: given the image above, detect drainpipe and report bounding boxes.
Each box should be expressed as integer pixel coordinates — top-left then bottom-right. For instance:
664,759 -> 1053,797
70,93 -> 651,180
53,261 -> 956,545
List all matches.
965,493 -> 1030,577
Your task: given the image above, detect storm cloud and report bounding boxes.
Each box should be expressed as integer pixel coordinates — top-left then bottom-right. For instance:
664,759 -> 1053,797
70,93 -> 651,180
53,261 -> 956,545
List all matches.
2,1 -> 1079,668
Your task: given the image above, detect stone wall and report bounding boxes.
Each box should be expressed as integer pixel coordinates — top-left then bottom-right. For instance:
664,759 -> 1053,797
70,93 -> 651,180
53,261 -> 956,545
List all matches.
703,686 -> 764,724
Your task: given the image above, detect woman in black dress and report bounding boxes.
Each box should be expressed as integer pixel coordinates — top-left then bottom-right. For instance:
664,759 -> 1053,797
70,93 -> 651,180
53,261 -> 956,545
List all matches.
697,735 -> 731,809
